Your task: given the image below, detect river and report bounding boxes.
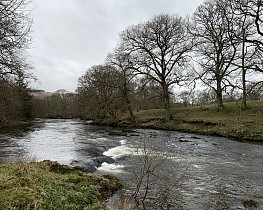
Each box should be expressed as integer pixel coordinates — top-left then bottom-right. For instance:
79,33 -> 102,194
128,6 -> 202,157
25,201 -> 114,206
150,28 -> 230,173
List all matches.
0,119 -> 262,209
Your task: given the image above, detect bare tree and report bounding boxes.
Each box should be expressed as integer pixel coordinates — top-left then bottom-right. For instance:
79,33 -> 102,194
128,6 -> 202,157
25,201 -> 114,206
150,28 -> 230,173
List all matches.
220,0 -> 263,109
240,0 -> 263,51
192,0 -> 239,109
246,81 -> 263,100
77,65 -> 121,120
227,0 -> 262,109
0,0 -> 32,80
120,14 -> 193,121
135,77 -> 164,111
0,0 -> 33,125
106,49 -> 136,122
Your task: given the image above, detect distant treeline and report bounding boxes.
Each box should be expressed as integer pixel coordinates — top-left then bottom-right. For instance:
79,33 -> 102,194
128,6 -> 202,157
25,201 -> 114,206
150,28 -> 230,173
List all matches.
31,91 -> 79,119
30,86 -> 263,121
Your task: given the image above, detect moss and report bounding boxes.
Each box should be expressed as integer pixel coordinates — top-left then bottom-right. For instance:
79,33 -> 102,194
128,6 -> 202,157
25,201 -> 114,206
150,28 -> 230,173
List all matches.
0,161 -> 122,210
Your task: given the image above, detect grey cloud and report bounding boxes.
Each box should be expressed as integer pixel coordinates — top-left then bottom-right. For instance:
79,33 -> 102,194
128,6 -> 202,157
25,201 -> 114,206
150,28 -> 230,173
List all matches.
29,0 -> 204,92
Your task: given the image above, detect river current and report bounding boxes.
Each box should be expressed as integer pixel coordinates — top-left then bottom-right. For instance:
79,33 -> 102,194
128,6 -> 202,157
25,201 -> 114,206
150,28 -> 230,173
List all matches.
0,119 -> 262,209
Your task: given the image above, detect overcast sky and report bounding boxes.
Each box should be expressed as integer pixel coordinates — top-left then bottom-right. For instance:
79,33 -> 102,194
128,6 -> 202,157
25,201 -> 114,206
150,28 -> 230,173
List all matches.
28,0 -> 204,92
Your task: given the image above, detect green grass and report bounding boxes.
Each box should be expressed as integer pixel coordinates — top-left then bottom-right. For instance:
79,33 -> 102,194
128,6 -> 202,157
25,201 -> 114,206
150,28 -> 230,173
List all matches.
117,100 -> 263,141
0,160 -> 122,210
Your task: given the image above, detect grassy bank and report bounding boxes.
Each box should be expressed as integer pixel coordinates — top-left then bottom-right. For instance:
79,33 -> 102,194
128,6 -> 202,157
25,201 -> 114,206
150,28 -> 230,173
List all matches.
0,160 -> 122,210
101,100 -> 263,142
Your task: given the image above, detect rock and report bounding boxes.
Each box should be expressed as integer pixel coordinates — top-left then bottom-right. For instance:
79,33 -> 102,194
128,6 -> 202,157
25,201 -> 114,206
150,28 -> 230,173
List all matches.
73,164 -> 97,173
129,133 -> 140,137
99,174 -> 123,199
70,159 -> 82,165
243,199 -> 259,209
108,131 -> 127,136
179,139 -> 192,143
81,146 -> 107,157
191,136 -> 201,139
93,156 -> 115,166
43,160 -> 97,174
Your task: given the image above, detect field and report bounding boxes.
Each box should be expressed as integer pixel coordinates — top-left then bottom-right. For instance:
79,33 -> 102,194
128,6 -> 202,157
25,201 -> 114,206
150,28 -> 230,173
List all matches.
117,100 -> 263,142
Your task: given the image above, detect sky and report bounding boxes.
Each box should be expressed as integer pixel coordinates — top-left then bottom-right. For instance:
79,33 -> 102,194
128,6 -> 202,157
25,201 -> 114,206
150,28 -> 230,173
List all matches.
28,0 -> 204,92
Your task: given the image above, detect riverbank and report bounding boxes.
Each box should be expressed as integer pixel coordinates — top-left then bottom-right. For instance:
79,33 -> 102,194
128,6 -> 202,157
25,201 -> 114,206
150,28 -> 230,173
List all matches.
0,120 -> 34,132
0,160 -> 122,209
96,100 -> 263,142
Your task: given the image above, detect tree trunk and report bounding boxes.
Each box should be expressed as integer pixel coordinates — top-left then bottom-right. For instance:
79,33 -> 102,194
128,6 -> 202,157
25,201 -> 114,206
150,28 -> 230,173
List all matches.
241,67 -> 247,109
122,78 -> 135,122
241,30 -> 247,109
125,95 -> 135,122
216,80 -> 224,109
162,83 -> 172,121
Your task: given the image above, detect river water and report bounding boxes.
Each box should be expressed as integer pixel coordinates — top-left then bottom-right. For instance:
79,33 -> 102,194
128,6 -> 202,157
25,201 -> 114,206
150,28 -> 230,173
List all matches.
0,119 -> 262,210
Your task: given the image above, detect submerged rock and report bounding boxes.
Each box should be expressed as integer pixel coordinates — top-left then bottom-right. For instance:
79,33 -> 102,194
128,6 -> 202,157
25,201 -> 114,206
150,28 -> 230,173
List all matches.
179,139 -> 192,143
108,131 -> 127,136
191,136 -> 201,139
93,156 -> 115,166
243,199 -> 259,209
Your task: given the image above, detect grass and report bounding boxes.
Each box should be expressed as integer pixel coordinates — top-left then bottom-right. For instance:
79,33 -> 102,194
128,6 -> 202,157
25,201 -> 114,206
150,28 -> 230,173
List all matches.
0,160 -> 122,210
116,100 -> 263,142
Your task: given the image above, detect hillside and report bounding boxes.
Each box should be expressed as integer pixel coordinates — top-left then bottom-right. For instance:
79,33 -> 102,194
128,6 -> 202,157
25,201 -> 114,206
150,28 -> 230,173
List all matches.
30,90 -> 54,99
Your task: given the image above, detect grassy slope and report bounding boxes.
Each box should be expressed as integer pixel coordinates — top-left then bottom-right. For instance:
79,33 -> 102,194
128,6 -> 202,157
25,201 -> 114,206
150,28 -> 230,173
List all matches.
118,100 -> 263,141
0,160 -> 122,210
